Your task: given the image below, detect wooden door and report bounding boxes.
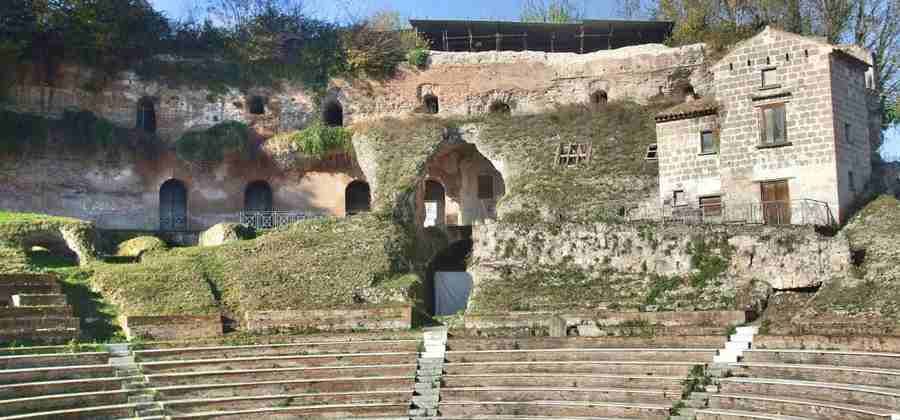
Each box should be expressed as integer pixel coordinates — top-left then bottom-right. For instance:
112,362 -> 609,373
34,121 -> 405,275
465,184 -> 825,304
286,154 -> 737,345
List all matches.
761,180 -> 790,225
160,180 -> 188,231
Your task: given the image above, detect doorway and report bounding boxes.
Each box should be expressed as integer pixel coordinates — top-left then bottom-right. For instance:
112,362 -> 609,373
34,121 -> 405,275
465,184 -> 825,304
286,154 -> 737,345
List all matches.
424,180 -> 446,227
761,180 -> 791,225
159,179 -> 188,231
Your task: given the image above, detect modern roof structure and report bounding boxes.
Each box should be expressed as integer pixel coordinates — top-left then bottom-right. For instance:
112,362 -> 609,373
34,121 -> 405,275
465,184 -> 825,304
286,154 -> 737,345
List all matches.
410,19 -> 674,54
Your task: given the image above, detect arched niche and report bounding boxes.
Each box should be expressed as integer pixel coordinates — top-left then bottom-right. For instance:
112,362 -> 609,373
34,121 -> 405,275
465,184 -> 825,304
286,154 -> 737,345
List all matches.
159,179 -> 188,231
323,98 -> 344,127
248,96 -> 266,115
136,97 -> 156,133
345,181 -> 371,216
420,142 -> 506,227
244,180 -> 273,212
489,101 -> 511,115
423,94 -> 439,115
590,90 -> 608,106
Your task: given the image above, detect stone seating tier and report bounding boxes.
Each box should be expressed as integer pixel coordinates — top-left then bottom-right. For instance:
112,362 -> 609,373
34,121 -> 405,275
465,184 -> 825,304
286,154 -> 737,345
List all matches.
134,339 -> 420,362
139,351 -> 418,373
437,401 -> 671,419
444,348 -> 717,363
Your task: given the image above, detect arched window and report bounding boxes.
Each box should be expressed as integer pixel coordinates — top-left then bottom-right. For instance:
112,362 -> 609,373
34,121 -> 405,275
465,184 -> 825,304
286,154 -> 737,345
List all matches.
248,96 -> 266,115
323,99 -> 343,127
159,179 -> 187,231
423,94 -> 439,115
136,97 -> 156,133
590,90 -> 608,106
345,181 -> 371,216
424,180 -> 446,227
489,101 -> 511,115
244,181 -> 273,212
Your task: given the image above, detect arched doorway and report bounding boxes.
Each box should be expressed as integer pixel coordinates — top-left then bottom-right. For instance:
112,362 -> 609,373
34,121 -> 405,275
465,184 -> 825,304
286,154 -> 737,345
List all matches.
136,97 -> 156,133
244,181 -> 273,212
590,90 -> 608,107
345,181 -> 371,216
423,94 -> 439,114
159,179 -> 187,231
424,180 -> 445,227
323,99 -> 343,127
489,101 -> 511,115
248,96 -> 266,115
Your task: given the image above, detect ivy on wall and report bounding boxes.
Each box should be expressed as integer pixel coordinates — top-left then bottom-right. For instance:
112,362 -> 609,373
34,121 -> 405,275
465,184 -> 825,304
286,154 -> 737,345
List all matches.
175,121 -> 251,162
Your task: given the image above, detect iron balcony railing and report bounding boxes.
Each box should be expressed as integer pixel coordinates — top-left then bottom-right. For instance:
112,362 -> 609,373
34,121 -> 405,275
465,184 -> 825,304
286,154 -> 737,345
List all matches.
239,211 -> 326,229
608,199 -> 835,226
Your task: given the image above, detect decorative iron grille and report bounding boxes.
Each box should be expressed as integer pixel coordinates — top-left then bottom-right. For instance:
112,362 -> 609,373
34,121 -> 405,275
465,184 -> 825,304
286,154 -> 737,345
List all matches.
239,211 -> 326,229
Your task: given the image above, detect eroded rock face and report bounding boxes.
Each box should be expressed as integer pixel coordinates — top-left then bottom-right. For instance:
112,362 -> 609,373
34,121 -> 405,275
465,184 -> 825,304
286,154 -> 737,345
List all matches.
198,223 -> 255,247
469,222 -> 851,312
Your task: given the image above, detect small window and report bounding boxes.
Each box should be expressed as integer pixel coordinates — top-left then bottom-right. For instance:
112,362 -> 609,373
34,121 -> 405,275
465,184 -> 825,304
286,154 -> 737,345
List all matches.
760,104 -> 787,145
700,195 -> 723,217
761,68 -> 778,88
477,175 -> 495,199
557,143 -> 590,166
136,97 -> 156,133
700,130 -> 717,154
645,144 -> 658,161
844,122 -> 852,144
673,190 -> 687,207
248,96 -> 266,115
423,94 -> 439,114
849,171 -> 856,192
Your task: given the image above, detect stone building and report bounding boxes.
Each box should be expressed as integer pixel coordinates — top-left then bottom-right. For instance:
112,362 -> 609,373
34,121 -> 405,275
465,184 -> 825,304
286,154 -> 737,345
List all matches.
654,27 -> 877,225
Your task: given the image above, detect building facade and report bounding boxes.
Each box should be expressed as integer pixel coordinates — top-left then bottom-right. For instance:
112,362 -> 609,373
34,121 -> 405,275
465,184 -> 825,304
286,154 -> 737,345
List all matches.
655,27 -> 876,225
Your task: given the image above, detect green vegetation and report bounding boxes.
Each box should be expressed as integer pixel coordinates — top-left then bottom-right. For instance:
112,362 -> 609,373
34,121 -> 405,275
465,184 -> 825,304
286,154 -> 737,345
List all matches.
2,2 -> 428,95
175,121 -> 252,162
812,195 -> 900,320
407,48 -> 430,68
270,123 -> 353,159
686,234 -> 731,289
0,110 -> 159,158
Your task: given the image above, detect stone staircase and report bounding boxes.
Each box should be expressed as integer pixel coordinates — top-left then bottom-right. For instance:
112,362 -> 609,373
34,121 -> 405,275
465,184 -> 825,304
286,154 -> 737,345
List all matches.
713,326 -> 758,363
410,326 -> 447,418
107,343 -> 164,419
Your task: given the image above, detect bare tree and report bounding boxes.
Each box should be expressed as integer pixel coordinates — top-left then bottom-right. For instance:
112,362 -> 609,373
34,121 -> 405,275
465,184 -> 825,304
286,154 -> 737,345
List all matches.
520,0 -> 584,23
850,0 -> 900,127
206,0 -> 305,28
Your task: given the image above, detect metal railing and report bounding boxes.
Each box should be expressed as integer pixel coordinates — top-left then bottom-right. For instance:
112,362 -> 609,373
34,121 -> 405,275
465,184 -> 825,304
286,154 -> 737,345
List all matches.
606,199 -> 835,226
239,211 -> 327,230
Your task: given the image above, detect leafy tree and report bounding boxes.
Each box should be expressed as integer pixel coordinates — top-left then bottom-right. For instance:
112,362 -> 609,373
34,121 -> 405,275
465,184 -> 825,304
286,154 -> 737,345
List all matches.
521,0 -> 584,23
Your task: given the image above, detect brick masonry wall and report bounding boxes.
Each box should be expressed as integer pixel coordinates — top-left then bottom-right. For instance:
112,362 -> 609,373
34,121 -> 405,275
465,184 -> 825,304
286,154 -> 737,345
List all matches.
244,306 -> 412,333
830,54 -> 873,216
121,315 -> 222,340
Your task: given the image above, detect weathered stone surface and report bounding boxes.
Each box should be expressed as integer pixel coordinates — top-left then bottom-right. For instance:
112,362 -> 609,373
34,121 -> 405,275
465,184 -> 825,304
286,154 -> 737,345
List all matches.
198,223 -> 254,247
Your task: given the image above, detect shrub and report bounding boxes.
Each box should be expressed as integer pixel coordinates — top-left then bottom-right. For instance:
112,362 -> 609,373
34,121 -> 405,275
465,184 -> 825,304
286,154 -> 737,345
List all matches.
407,48 -> 430,69
175,121 -> 251,162
271,123 -> 352,159
343,25 -> 429,78
0,110 -> 49,154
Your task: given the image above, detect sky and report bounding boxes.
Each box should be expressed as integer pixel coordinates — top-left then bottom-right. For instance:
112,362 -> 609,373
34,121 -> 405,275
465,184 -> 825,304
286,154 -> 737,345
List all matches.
147,0 -> 900,160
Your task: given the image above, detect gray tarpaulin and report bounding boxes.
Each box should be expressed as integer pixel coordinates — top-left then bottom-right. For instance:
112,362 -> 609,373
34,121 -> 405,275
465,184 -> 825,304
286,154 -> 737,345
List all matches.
434,271 -> 473,316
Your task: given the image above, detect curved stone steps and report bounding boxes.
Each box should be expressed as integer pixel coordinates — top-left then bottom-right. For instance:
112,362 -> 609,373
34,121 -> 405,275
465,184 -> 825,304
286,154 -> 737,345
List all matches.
134,339 -> 420,362
709,393 -> 895,420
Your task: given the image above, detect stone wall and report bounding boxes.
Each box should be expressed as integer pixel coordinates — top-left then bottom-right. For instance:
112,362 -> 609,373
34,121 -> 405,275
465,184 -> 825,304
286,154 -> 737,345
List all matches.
467,221 -> 850,313
657,113 -> 721,204
243,306 -> 413,333
829,53 -> 873,213
0,149 -> 364,231
120,315 -> 223,340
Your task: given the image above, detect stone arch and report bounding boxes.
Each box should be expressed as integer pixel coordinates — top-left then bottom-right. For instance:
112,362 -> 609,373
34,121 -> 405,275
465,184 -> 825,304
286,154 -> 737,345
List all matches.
244,180 -> 273,212
248,96 -> 266,115
136,97 -> 156,133
323,98 -> 344,127
590,90 -> 608,106
159,179 -> 188,231
423,94 -> 439,115
345,181 -> 371,216
489,101 -> 511,115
